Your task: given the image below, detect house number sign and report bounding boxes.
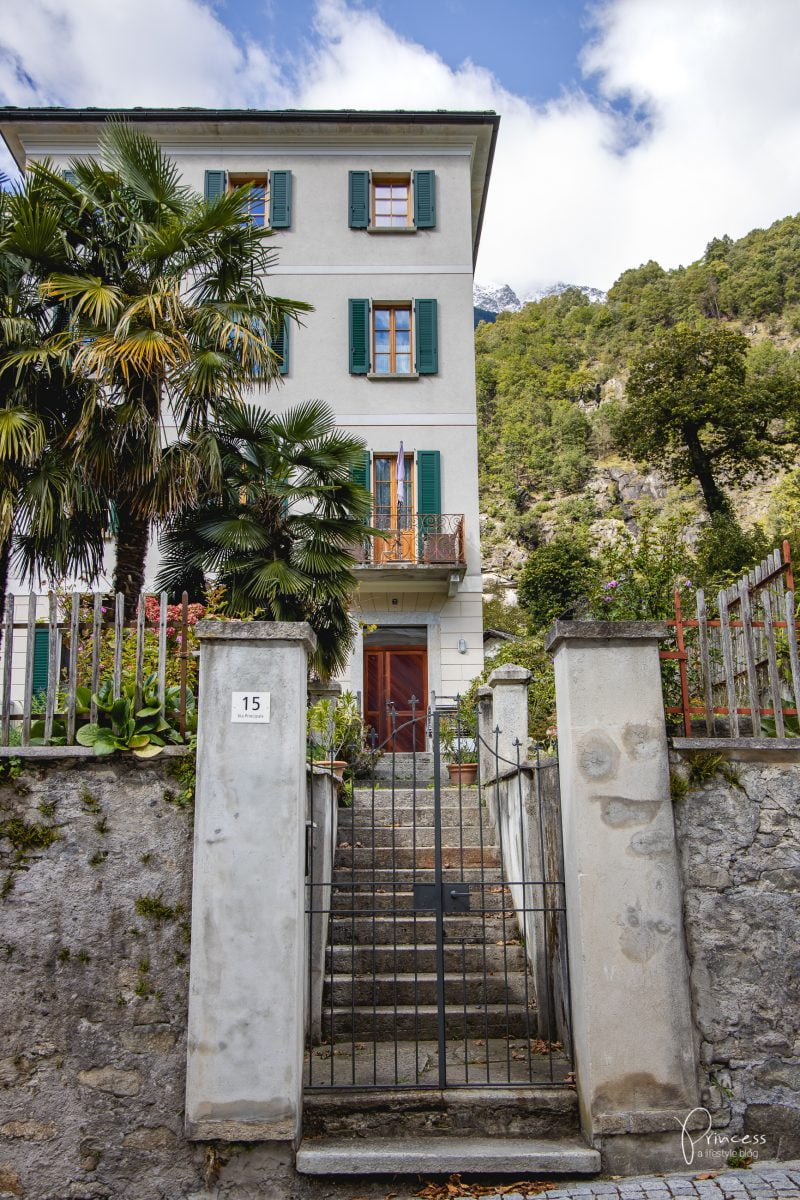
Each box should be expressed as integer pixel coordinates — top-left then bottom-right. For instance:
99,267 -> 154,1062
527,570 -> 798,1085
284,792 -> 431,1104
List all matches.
230,691 -> 271,723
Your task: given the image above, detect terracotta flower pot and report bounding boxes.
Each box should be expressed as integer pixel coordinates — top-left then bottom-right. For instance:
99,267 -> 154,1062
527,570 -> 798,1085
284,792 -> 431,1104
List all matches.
317,759 -> 348,782
446,761 -> 478,786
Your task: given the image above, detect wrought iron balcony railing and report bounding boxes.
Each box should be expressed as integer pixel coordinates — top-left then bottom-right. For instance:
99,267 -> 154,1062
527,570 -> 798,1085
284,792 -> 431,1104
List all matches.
349,510 -> 465,567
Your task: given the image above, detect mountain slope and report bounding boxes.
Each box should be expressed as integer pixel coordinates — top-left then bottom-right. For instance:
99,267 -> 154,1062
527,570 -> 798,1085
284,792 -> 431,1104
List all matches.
476,214 -> 800,581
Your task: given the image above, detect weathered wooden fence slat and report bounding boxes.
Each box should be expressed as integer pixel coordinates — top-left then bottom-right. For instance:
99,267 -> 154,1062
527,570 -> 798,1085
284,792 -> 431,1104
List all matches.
112,593 -> 124,700
1,595 -> 13,747
90,594 -> 102,723
696,588 -> 715,736
66,592 -> 80,744
43,592 -> 59,744
786,591 -> 800,726
717,590 -> 740,737
134,593 -> 146,711
157,592 -> 168,709
22,592 -> 37,746
761,590 -> 784,737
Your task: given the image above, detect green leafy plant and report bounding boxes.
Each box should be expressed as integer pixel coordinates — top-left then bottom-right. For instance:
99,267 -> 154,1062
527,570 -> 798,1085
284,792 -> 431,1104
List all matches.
308,691 -> 366,764
75,673 -> 190,757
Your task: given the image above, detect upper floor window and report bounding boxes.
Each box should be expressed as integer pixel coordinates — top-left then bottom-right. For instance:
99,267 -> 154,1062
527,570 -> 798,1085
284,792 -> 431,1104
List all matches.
203,170 -> 292,229
373,176 -> 410,228
349,170 -> 436,231
373,304 -> 412,375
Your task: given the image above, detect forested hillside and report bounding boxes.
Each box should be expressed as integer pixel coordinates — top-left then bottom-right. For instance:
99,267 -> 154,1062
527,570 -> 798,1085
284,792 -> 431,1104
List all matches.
476,212 -> 800,584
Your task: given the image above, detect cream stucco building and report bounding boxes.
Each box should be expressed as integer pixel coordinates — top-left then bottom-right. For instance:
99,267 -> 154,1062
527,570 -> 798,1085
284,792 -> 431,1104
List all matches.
0,109 -> 499,741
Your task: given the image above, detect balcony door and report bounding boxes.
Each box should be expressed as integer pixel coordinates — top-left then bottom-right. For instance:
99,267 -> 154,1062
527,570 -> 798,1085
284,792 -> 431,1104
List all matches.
365,643 -> 427,751
373,453 -> 414,564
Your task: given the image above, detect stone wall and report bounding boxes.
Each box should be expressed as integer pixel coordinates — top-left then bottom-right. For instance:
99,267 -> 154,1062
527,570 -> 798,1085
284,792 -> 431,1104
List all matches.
0,753 -> 299,1200
672,748 -> 800,1161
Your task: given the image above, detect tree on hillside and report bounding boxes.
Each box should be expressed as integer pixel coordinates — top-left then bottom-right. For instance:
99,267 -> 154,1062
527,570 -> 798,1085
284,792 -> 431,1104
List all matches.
517,536 -> 596,632
4,122 -> 309,615
155,401 -> 373,679
613,323 -> 800,516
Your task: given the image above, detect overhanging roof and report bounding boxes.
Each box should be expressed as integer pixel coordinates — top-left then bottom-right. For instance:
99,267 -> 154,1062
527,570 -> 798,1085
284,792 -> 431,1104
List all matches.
0,107 -> 500,263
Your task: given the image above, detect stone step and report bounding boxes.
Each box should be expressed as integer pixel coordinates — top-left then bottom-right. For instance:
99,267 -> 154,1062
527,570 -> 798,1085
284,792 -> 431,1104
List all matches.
337,827 -> 495,850
295,1135 -> 600,1176
324,971 -> 531,1007
302,1086 -> 581,1140
322,1004 -> 537,1040
340,866 -> 504,884
330,914 -> 522,946
353,787 -> 479,805
335,846 -> 500,870
329,886 -> 512,914
341,806 -> 485,827
327,942 -> 527,974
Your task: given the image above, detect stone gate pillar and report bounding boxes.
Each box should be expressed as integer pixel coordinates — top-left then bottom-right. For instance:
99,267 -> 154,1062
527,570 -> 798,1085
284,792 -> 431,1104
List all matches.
185,620 -> 316,1144
545,620 -> 699,1171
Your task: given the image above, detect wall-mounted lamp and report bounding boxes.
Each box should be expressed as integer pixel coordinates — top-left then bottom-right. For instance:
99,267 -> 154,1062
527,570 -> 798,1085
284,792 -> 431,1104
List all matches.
457,638 -> 468,655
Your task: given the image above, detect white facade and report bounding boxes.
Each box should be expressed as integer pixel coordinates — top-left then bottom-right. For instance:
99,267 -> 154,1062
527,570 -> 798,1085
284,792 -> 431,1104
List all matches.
1,110 -> 499,728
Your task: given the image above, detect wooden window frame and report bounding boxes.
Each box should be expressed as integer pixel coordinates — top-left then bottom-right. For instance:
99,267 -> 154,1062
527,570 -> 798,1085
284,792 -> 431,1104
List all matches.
372,303 -> 414,376
228,173 -> 270,228
371,173 -> 412,229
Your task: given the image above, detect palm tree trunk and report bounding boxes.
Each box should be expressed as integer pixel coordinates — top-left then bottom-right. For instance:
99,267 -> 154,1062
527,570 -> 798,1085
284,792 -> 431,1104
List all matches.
113,505 -> 150,619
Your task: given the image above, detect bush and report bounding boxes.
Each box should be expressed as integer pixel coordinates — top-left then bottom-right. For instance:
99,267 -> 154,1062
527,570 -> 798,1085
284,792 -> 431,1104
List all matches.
587,516 -> 694,621
460,636 -> 556,747
517,537 -> 596,632
693,514 -> 770,594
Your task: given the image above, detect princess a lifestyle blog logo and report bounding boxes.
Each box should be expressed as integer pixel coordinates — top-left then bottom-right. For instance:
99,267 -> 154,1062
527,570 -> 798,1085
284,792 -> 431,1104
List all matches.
678,1108 -> 768,1166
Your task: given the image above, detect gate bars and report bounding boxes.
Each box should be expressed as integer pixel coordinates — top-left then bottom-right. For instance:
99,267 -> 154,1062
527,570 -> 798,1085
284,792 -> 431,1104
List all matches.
304,703 -> 574,1091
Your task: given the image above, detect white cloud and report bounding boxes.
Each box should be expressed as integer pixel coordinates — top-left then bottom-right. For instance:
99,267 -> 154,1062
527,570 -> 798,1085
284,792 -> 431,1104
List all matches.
2,0 -> 800,293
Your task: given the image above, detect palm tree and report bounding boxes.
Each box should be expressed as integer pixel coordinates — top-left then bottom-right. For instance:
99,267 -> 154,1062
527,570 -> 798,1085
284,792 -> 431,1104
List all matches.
4,122 -> 310,615
0,180 -> 106,622
155,400 -> 373,678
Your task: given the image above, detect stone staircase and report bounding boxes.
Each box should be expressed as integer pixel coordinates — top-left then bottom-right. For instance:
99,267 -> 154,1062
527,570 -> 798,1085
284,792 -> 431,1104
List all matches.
323,783 -> 534,1044
300,780 -> 599,1177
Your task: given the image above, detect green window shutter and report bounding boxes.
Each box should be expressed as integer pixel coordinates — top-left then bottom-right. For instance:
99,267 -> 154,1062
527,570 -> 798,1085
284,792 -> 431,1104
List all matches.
413,170 -> 436,228
273,316 -> 290,376
415,299 -> 439,374
269,170 -> 292,228
417,450 -> 441,516
349,299 -> 370,374
32,627 -> 50,697
204,170 -> 227,203
63,169 -> 77,185
349,449 -> 371,493
348,170 -> 370,228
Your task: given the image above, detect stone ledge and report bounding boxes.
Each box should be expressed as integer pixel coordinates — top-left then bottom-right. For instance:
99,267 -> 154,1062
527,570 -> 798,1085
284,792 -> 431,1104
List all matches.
0,744 -> 190,759
545,619 -> 668,653
195,618 -> 317,653
672,737 -> 800,762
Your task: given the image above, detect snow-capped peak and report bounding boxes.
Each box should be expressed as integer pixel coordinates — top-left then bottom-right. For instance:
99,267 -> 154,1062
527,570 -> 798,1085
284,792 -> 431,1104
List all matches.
472,283 -> 522,313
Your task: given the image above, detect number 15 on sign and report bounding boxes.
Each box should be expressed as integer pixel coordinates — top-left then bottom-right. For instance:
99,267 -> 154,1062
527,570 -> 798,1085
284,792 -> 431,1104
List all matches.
231,692 -> 271,723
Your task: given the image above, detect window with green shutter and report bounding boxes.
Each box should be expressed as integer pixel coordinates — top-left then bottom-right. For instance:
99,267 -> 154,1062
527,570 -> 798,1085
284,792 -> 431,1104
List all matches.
32,627 -> 50,698
413,170 -> 436,228
349,449 -> 371,493
349,299 -> 371,374
204,170 -> 227,203
414,299 -> 439,374
269,170 -> 292,228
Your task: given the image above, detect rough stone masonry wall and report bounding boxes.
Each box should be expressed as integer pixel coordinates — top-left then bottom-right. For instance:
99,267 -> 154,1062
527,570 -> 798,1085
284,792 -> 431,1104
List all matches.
0,755 -> 300,1200
672,750 -> 800,1161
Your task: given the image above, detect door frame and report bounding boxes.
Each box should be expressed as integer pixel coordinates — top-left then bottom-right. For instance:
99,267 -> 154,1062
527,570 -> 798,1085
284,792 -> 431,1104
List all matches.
364,643 -> 428,749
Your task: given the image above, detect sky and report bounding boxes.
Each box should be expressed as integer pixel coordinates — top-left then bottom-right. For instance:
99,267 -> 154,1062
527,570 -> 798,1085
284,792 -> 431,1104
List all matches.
1,0 -> 799,295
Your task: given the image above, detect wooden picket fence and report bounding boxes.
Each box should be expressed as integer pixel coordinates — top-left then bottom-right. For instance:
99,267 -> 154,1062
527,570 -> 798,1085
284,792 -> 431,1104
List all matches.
0,590 -> 195,747
661,541 -> 800,737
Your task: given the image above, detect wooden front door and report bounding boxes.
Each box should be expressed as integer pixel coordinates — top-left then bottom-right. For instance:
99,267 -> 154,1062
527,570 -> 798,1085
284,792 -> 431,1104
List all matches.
365,647 -> 427,751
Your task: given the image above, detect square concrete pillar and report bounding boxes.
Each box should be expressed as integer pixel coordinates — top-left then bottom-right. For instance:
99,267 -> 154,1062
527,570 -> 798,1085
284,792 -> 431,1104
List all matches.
487,663 -> 531,772
545,621 -> 699,1169
185,620 -> 316,1143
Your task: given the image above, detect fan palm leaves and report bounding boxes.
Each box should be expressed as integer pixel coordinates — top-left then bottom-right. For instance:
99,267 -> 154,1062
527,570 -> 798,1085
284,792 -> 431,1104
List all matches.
156,400 -> 373,678
2,121 -> 311,614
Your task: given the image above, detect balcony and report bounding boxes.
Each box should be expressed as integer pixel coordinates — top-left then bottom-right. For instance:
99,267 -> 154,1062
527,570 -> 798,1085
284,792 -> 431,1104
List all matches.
349,511 -> 466,594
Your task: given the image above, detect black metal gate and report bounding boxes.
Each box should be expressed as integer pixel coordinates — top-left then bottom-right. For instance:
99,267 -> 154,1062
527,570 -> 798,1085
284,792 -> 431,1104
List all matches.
305,701 -> 573,1091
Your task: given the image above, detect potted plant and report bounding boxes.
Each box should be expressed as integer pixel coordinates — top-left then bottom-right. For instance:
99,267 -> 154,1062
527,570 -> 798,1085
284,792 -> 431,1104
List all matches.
308,691 -> 365,783
440,713 -> 480,786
